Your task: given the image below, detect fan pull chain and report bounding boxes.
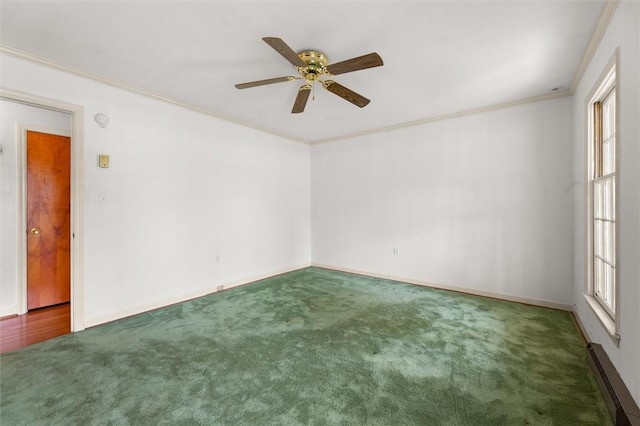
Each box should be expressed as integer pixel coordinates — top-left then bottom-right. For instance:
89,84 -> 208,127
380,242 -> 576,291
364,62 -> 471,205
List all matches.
312,81 -> 315,101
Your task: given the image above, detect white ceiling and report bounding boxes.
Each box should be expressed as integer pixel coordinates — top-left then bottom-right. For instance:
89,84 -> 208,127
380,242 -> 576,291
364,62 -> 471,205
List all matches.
0,0 -> 607,143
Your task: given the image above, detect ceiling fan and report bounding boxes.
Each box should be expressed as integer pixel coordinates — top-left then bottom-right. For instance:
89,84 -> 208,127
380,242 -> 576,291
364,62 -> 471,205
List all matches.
235,37 -> 383,114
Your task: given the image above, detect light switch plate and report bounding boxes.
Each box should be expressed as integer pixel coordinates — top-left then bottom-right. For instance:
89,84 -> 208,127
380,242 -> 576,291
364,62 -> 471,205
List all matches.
98,154 -> 110,168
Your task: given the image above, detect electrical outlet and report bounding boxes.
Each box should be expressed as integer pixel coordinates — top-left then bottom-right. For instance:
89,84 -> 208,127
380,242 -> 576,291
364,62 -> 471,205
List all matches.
393,247 -> 399,255
217,285 -> 224,292
216,255 -> 220,262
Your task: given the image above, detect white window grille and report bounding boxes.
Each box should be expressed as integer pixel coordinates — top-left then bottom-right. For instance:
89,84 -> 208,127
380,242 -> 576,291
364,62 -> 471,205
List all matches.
591,76 -> 616,318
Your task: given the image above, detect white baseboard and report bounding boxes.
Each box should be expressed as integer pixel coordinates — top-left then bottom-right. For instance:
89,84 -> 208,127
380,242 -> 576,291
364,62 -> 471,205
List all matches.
0,305 -> 19,318
85,263 -> 311,328
84,262 -> 572,328
311,263 -> 573,311
217,263 -> 311,292
572,305 -> 593,342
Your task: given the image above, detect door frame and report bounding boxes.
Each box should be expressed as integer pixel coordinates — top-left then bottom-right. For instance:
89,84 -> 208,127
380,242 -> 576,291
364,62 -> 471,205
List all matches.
2,89 -> 85,332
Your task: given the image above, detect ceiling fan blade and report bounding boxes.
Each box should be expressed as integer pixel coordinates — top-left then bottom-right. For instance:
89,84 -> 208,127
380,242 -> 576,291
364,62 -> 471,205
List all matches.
235,76 -> 297,89
322,81 -> 370,108
292,85 -> 311,114
326,52 -> 383,75
262,37 -> 307,68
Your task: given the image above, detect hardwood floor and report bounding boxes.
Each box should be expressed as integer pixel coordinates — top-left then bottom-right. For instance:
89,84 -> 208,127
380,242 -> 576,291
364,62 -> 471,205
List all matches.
0,303 -> 70,353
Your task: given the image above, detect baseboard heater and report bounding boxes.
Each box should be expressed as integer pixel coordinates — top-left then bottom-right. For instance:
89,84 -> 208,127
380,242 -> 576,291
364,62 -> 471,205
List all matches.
586,343 -> 640,426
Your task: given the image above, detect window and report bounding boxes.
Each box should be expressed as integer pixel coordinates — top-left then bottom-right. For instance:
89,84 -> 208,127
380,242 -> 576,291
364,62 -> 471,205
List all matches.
586,57 -> 618,340
592,87 -> 616,317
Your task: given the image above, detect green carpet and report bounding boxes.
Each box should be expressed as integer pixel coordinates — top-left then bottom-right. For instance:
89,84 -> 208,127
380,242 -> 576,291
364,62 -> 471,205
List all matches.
1,267 -> 612,425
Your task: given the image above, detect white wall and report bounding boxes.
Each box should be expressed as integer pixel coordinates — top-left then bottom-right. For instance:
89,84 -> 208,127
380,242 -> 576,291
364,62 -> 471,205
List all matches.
0,100 -> 71,316
572,1 -> 640,405
1,4 -> 637,405
312,97 -> 574,307
0,53 -> 311,326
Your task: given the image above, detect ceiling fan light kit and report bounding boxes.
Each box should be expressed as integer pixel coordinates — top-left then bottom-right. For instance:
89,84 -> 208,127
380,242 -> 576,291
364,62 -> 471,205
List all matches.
235,37 -> 383,114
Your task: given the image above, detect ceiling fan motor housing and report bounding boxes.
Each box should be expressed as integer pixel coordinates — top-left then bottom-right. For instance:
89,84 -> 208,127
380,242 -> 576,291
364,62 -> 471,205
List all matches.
298,51 -> 329,82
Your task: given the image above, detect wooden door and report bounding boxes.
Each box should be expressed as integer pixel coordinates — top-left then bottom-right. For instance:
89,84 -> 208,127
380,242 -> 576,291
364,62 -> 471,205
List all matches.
26,131 -> 71,310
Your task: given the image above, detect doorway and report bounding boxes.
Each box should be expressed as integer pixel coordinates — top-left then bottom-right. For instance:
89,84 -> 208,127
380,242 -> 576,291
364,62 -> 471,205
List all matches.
0,90 -> 85,334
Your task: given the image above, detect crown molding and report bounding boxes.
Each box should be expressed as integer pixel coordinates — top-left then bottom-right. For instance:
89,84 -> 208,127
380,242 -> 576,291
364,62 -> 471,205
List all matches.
569,0 -> 620,94
311,90 -> 571,145
312,0 -> 618,146
0,45 -> 311,145
2,0 -> 619,148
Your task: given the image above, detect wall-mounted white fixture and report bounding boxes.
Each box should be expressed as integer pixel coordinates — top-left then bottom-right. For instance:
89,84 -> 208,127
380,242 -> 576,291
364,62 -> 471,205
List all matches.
98,154 -> 110,168
94,113 -> 110,128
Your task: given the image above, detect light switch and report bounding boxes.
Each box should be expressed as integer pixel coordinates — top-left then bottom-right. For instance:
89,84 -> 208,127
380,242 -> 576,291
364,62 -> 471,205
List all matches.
98,155 -> 110,168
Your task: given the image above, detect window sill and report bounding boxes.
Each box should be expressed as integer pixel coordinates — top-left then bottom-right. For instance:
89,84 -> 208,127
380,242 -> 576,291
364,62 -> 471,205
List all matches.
583,294 -> 620,346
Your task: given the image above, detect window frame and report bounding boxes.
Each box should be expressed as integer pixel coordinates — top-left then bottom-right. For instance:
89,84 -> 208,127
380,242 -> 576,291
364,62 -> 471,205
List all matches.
584,51 -> 620,344
592,87 -> 616,318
